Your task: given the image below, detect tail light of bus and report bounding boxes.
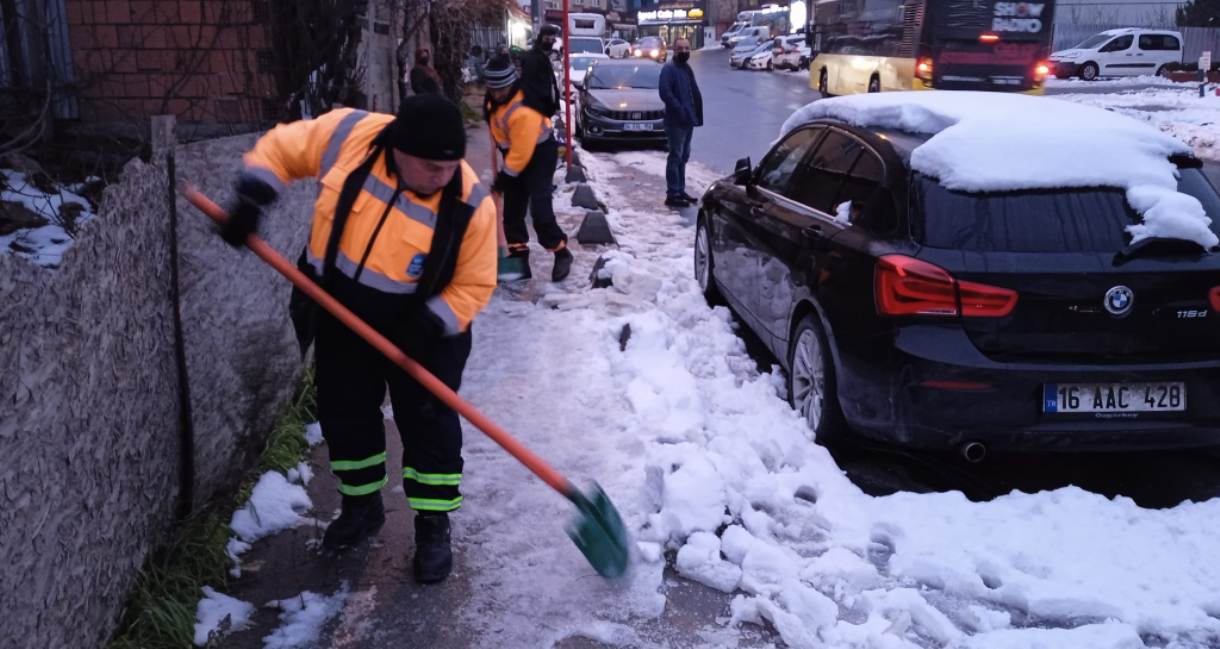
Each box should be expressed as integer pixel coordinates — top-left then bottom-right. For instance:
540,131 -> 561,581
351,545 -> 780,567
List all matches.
916,57 -> 933,81
1033,61 -> 1051,82
875,255 -> 1018,318
978,33 -> 1001,44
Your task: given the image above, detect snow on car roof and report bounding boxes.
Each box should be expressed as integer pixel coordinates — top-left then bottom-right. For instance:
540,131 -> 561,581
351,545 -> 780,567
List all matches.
780,91 -> 1218,249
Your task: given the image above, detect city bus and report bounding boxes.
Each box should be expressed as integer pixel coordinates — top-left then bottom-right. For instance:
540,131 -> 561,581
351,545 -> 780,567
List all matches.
809,1 -> 1056,96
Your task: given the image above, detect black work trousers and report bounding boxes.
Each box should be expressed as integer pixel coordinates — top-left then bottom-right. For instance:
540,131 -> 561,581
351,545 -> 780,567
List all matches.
315,310 -> 472,512
503,138 -> 567,252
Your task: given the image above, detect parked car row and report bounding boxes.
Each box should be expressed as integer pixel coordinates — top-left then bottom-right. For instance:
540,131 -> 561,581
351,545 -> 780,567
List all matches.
730,35 -> 812,71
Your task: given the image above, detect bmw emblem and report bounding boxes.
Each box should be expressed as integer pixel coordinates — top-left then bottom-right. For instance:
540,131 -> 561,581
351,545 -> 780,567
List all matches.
1103,285 -> 1134,317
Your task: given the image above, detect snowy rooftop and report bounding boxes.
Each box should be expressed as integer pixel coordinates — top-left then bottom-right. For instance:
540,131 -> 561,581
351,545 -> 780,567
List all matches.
781,91 -> 1218,249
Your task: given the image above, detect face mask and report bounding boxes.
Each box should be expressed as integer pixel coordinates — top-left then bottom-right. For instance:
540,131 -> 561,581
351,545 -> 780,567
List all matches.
676,51 -> 690,63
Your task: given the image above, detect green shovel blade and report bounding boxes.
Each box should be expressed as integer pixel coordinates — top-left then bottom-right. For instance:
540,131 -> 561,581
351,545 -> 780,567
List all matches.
566,483 -> 631,579
497,252 -> 529,281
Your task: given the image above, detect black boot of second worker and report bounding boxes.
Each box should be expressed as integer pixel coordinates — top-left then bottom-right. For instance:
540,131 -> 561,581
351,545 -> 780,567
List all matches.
552,247 -> 573,282
413,512 -> 453,583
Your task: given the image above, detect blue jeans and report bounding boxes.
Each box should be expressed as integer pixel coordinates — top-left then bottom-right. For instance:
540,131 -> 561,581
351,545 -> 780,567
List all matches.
665,123 -> 694,198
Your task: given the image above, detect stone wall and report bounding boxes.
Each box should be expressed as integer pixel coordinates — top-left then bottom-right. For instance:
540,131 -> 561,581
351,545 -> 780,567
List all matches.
0,127 -> 315,649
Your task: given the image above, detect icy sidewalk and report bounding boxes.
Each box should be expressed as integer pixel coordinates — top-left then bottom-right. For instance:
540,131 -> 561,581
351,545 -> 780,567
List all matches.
199,138 -> 1220,649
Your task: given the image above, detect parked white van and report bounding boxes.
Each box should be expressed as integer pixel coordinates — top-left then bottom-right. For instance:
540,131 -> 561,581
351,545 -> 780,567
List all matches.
1050,28 -> 1183,81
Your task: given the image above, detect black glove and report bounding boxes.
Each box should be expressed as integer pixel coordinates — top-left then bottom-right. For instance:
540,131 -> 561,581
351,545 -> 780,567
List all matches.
219,173 -> 279,248
399,305 -> 446,349
219,197 -> 261,248
492,170 -> 518,194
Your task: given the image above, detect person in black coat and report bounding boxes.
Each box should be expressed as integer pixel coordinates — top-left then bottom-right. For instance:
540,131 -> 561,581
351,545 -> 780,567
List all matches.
520,25 -> 561,116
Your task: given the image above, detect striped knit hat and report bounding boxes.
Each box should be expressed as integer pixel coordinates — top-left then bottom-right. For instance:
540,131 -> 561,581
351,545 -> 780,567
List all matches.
485,55 -> 519,89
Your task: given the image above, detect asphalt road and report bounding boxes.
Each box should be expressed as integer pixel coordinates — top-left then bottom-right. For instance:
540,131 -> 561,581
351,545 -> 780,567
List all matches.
688,47 -> 1220,507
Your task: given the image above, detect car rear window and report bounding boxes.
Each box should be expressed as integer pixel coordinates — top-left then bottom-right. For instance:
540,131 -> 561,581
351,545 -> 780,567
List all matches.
914,170 -> 1220,252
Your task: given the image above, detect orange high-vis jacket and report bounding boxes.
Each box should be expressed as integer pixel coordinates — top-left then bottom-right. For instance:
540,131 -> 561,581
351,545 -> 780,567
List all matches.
488,90 -> 553,177
239,108 -> 497,335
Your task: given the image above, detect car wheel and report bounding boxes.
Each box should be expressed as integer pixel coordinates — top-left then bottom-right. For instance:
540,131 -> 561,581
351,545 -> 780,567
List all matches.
1080,62 -> 1099,81
818,68 -> 830,96
868,76 -> 880,93
1157,64 -> 1173,78
766,59 -> 773,71
694,216 -> 724,306
788,314 -> 845,443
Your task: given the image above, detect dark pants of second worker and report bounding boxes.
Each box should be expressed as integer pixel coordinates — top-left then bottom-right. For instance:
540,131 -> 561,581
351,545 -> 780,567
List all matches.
503,137 -> 567,251
315,310 -> 472,513
665,123 -> 693,199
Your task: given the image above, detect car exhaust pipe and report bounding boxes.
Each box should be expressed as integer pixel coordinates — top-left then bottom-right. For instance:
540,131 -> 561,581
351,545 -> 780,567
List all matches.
960,441 -> 987,463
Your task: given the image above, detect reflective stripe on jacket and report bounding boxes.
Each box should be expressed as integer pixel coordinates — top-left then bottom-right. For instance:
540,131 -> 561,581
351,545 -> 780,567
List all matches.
239,107 -> 497,335
488,90 -> 553,177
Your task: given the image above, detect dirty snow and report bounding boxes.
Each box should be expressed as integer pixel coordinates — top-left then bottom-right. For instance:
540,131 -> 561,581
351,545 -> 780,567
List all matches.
262,584 -> 350,649
1,168 -> 96,268
1055,85 -> 1220,163
781,91 -> 1218,249
193,586 -> 255,646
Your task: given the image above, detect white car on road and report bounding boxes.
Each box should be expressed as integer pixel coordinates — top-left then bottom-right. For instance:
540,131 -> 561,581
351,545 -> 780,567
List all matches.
605,38 -> 631,58
773,34 -> 811,70
1050,28 -> 1183,80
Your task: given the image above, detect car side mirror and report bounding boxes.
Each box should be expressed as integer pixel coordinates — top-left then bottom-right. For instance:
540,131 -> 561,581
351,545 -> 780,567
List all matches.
734,157 -> 752,186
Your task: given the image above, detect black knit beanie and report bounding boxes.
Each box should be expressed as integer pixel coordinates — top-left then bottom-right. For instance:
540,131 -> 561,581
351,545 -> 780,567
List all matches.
388,94 -> 466,160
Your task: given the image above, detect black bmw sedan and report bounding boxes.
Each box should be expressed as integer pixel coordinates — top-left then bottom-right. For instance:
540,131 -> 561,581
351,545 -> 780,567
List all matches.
696,117 -> 1220,455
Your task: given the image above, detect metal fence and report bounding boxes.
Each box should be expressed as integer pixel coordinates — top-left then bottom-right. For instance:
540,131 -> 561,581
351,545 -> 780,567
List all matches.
1052,24 -> 1220,65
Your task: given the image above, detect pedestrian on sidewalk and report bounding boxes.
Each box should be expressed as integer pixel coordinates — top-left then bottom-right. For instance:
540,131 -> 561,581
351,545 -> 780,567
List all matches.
521,25 -> 561,117
218,94 -> 497,584
410,47 -> 443,95
483,55 -> 574,282
658,37 -> 703,208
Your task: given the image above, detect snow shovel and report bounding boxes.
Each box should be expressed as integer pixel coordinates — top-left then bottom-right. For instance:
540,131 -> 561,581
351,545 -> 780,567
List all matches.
182,186 -> 629,579
490,138 -> 529,282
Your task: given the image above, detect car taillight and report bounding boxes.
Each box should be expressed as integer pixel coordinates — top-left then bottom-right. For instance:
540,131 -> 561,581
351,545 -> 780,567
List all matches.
979,32 -> 1001,43
1033,61 -> 1051,81
874,255 -> 1017,318
916,57 -> 933,81
1209,286 -> 1220,311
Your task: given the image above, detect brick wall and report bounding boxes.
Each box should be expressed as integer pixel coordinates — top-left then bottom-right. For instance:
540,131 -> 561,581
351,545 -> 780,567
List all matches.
65,0 -> 277,123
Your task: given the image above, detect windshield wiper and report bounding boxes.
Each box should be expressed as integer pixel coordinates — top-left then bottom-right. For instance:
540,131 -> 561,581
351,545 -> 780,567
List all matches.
1114,236 -> 1211,265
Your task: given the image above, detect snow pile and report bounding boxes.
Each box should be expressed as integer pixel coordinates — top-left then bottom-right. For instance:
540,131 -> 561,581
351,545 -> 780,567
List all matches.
230,471 -> 312,543
561,148 -> 1220,648
1046,75 -> 1187,89
193,586 -> 255,646
225,468 -> 314,577
1,168 -> 97,267
262,584 -> 350,649
1055,86 -> 1220,162
781,91 -> 1218,248
304,421 -> 324,447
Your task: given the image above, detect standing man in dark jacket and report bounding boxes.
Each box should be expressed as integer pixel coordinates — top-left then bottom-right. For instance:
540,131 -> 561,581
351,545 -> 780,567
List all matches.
658,38 -> 703,207
521,24 -> 561,116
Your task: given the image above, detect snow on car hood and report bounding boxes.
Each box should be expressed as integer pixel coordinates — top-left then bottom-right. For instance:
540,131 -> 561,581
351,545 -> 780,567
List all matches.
781,91 -> 1218,249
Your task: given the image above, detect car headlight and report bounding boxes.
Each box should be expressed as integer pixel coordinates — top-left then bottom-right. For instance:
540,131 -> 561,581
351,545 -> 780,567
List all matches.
650,49 -> 659,58
634,49 -> 642,57
584,103 -> 610,118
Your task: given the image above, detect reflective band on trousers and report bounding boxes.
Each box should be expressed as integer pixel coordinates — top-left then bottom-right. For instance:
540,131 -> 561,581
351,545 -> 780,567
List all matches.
402,467 -> 462,486
321,110 -> 369,177
331,452 -> 386,472
408,496 -> 463,512
338,476 -> 389,497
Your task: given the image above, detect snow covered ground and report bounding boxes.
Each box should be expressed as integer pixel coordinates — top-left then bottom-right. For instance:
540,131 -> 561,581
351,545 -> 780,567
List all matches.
1055,85 -> 1220,163
196,143 -> 1220,648
441,147 -> 1220,648
0,169 -> 96,268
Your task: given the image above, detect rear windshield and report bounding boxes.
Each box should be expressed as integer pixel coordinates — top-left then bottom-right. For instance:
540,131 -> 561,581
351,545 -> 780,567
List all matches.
914,169 -> 1220,252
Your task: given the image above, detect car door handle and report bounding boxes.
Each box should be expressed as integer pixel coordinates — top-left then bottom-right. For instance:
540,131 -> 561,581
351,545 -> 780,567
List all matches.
801,225 -> 822,240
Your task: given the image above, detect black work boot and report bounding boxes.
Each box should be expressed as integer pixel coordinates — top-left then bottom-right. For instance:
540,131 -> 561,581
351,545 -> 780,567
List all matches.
322,492 -> 385,551
551,247 -> 574,282
412,512 -> 453,584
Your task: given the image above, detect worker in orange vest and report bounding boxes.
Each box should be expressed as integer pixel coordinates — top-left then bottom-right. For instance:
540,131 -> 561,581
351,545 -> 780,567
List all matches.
220,94 -> 497,584
483,55 -> 573,282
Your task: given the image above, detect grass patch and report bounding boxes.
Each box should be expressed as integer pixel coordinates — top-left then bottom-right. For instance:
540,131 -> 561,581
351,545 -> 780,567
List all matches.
107,370 -> 316,649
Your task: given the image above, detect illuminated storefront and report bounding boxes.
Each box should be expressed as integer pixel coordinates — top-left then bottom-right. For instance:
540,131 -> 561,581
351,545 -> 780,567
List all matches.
637,2 -> 708,49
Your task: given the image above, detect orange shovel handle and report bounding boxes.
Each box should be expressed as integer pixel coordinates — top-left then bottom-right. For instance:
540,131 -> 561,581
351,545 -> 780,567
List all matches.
182,186 -> 573,496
